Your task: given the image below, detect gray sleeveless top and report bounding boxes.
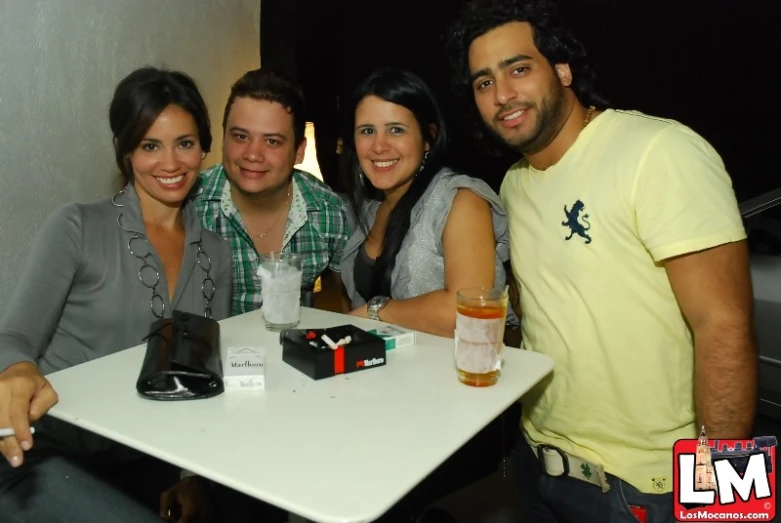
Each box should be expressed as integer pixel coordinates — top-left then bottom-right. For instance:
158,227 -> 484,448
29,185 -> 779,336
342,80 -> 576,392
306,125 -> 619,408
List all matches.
341,168 -> 517,324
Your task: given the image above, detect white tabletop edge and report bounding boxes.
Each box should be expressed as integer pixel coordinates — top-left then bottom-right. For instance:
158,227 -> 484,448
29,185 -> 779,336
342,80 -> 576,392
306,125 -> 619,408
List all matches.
44,308 -> 554,523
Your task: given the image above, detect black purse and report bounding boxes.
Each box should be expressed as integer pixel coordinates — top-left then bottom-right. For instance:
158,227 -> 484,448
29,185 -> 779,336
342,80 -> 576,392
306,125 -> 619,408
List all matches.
136,310 -> 224,400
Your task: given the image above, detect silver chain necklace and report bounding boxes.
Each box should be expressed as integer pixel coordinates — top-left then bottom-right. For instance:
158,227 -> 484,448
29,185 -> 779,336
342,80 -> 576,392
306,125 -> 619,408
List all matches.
112,189 -> 215,319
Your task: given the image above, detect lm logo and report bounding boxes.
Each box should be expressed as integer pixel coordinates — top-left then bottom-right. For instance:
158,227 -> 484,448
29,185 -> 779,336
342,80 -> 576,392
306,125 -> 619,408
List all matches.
355,357 -> 384,369
673,426 -> 776,521
561,200 -> 592,244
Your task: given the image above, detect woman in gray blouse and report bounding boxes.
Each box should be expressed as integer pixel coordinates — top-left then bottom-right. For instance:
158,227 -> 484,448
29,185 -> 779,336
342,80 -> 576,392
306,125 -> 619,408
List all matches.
0,67 -> 232,522
340,68 -> 514,337
338,68 -> 516,523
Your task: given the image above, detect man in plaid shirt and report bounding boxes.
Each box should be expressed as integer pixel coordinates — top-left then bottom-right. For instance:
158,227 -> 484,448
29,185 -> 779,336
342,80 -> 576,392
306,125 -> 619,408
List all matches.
194,68 -> 350,316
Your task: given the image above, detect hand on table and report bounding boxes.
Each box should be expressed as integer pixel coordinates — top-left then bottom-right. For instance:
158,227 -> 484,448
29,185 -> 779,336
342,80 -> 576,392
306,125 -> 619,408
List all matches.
0,361 -> 58,467
160,475 -> 215,523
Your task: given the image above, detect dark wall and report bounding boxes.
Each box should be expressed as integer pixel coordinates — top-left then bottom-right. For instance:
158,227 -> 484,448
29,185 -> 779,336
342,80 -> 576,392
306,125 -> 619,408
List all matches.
260,0 -> 296,78
561,0 -> 780,202
263,0 -> 780,200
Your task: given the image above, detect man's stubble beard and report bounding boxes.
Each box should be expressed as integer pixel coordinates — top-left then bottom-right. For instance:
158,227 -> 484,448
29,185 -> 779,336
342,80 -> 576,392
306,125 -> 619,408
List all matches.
488,80 -> 569,156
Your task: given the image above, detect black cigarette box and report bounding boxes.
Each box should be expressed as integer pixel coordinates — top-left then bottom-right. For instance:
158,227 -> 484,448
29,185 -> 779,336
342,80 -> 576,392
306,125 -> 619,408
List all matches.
280,324 -> 387,380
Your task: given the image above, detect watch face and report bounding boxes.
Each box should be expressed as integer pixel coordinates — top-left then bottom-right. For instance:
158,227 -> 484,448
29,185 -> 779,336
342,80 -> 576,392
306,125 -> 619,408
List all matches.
371,296 -> 388,308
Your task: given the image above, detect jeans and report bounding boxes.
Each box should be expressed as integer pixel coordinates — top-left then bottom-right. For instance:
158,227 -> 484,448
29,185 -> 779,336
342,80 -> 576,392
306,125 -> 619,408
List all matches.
0,448 -> 177,523
513,438 -> 675,523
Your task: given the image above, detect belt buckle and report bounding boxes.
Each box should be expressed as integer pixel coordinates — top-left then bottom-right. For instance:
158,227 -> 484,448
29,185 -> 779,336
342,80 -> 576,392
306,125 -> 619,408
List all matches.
537,443 -> 570,477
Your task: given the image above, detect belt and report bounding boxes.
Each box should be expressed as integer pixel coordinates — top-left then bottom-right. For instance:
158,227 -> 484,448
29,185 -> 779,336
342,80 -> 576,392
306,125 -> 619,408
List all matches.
529,441 -> 611,493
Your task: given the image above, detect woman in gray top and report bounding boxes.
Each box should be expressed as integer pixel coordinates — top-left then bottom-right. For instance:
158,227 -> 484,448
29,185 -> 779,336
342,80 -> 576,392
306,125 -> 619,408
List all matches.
0,67 -> 232,522
340,69 -> 514,338
338,68 -> 516,523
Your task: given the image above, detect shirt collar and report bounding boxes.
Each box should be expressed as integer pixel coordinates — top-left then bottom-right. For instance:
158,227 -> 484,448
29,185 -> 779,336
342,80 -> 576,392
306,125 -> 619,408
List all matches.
196,163 -> 229,201
200,165 -> 312,249
115,183 -> 202,244
292,169 -> 325,214
283,174 -> 308,246
198,165 -> 318,209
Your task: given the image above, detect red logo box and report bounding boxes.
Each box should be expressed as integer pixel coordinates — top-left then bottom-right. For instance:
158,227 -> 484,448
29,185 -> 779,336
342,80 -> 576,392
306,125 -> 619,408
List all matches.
673,429 -> 776,521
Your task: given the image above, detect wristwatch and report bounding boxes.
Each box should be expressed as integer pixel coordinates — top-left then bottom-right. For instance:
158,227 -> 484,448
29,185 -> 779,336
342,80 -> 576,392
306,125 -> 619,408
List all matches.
367,296 -> 390,321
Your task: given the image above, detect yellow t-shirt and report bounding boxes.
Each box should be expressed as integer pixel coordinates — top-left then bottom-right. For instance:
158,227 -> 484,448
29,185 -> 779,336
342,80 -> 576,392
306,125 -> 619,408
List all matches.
500,109 -> 747,494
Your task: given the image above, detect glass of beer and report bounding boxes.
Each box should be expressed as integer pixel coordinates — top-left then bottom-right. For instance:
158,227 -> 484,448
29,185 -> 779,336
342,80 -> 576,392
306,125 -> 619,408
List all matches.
455,287 -> 509,387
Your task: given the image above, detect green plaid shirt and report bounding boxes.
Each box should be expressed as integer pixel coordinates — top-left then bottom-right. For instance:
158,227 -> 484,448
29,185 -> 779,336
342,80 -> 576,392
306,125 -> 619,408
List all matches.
194,164 -> 350,316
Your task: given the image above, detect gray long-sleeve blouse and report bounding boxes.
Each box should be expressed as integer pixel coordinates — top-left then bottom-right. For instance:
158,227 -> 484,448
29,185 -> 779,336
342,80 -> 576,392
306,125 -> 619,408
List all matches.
0,184 -> 232,456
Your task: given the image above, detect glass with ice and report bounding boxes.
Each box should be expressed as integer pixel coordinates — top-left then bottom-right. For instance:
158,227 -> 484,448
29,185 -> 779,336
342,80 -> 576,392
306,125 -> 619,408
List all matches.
256,252 -> 302,331
454,287 -> 509,387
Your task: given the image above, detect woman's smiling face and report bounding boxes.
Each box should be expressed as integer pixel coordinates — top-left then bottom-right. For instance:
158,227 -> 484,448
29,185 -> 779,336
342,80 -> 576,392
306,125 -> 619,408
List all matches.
353,95 -> 429,196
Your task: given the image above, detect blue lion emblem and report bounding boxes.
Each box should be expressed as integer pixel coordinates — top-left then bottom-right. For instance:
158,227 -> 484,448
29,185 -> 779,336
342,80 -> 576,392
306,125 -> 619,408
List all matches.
562,200 -> 592,244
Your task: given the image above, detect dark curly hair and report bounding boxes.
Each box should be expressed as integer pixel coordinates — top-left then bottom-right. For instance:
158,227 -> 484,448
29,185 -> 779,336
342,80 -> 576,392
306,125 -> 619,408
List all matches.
444,0 -> 609,153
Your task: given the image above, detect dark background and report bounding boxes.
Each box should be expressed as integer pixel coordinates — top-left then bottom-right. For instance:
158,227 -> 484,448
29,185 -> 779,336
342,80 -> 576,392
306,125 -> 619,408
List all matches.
261,0 -> 780,201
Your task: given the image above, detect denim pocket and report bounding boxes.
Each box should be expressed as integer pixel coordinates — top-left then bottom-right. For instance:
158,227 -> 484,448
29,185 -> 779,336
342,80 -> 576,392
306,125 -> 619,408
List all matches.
611,477 -> 674,523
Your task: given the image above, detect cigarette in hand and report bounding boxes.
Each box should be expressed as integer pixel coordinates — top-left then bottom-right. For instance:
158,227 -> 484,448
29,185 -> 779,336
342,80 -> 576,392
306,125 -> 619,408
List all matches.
0,427 -> 36,438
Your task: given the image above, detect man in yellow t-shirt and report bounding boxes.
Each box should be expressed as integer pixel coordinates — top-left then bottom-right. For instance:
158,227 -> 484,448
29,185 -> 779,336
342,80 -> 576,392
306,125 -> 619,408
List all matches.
446,1 -> 757,521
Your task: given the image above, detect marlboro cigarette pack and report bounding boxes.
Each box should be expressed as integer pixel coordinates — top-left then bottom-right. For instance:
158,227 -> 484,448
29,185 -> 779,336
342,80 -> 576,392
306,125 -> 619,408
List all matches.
223,346 -> 266,390
367,325 -> 415,350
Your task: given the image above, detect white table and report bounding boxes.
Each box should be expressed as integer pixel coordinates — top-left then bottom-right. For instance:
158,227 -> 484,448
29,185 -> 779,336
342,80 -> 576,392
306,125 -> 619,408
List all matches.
45,308 -> 553,523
